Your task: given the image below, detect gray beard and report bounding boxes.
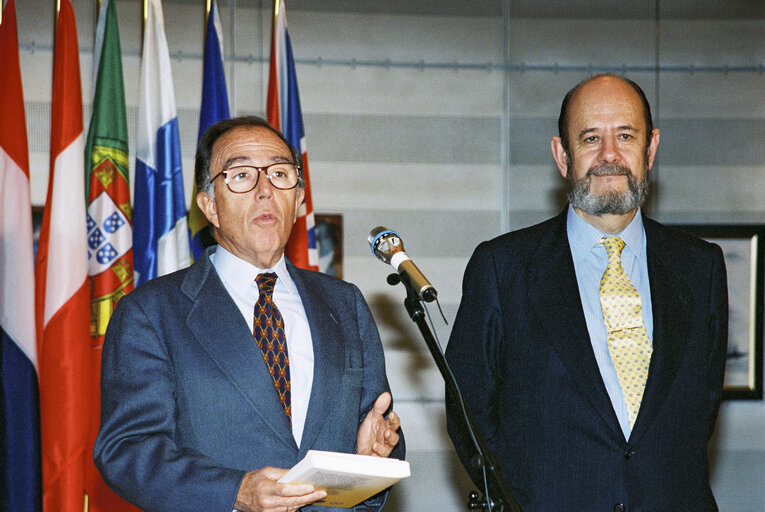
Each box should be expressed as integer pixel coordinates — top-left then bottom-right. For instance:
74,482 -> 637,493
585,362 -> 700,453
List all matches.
566,162 -> 649,216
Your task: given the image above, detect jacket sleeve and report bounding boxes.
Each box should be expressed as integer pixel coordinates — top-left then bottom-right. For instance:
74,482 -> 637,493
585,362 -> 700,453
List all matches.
93,294 -> 245,512
444,242 -> 504,488
705,243 -> 728,436
352,284 -> 405,512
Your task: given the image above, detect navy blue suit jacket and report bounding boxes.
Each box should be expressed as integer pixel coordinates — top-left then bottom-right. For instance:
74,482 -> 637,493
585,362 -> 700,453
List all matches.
445,212 -> 727,512
94,247 -> 403,512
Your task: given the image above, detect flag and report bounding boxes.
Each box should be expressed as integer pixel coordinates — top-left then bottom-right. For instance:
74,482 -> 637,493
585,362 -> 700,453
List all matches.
34,1 -> 91,511
189,0 -> 229,261
134,0 -> 189,286
84,1 -> 138,510
267,0 -> 318,271
0,1 -> 41,510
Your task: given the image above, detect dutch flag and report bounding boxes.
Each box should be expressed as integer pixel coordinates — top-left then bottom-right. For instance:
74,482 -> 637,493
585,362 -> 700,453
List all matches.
1,1 -> 40,510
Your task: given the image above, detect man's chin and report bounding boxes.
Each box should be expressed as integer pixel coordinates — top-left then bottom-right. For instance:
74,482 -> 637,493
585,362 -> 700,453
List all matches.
570,189 -> 639,216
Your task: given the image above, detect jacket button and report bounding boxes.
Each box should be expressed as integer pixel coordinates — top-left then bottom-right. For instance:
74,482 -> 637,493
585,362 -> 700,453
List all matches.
625,450 -> 635,459
613,504 -> 625,512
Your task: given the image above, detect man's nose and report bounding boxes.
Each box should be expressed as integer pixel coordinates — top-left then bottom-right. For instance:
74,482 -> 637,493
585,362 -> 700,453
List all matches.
598,134 -> 621,164
254,170 -> 275,198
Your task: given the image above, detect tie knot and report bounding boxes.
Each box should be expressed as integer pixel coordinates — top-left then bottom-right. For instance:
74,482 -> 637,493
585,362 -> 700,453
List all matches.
256,272 -> 278,296
600,236 -> 626,260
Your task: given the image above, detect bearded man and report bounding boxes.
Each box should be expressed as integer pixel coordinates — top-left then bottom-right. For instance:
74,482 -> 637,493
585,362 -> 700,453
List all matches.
445,74 -> 728,512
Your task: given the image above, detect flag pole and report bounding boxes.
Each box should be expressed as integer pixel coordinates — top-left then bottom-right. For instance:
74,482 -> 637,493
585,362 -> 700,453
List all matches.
272,0 -> 280,44
54,5 -> 91,511
204,0 -> 210,45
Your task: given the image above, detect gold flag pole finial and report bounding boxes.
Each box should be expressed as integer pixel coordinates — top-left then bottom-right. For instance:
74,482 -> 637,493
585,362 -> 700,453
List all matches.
141,0 -> 147,44
53,0 -> 61,42
95,0 -> 102,33
204,0 -> 211,45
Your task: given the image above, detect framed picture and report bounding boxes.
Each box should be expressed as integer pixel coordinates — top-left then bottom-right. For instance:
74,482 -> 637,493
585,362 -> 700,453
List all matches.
674,224 -> 764,400
315,214 -> 343,279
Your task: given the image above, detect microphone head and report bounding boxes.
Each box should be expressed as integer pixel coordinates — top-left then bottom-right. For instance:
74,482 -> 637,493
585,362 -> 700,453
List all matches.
368,226 -> 403,264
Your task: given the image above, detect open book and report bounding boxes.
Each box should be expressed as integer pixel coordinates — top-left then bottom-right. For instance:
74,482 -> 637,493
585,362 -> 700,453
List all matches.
278,450 -> 410,507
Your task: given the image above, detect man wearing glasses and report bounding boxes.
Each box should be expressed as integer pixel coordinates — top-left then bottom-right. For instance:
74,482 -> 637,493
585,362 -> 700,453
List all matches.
94,116 -> 404,512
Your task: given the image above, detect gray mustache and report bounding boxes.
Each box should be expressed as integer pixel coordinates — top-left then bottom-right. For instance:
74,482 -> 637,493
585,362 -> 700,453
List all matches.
587,164 -> 631,177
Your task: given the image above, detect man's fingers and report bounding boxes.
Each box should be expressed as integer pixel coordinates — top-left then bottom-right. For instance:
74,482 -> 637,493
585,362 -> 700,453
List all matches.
236,467 -> 327,512
386,410 -> 400,430
278,488 -> 327,504
255,485 -> 326,511
384,428 -> 399,446
371,392 -> 392,417
259,466 -> 289,480
277,482 -> 317,497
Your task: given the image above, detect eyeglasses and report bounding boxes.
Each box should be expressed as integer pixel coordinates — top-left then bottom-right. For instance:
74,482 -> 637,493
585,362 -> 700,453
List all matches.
209,163 -> 301,193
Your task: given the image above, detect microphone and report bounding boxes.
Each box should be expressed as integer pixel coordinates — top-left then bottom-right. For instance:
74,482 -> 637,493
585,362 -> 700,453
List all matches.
368,227 -> 437,302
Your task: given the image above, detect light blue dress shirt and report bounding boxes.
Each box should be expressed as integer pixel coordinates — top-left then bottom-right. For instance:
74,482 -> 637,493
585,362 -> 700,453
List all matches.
566,205 -> 653,440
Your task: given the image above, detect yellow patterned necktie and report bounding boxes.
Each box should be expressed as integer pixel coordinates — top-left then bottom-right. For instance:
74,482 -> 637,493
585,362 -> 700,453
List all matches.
598,236 -> 652,428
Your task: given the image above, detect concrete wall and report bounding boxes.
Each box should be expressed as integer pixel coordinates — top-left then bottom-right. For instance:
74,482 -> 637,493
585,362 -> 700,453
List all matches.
16,1 -> 764,510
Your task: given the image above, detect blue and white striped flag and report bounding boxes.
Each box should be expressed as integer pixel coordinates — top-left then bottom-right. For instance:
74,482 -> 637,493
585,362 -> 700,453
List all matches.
189,0 -> 229,261
133,0 -> 189,286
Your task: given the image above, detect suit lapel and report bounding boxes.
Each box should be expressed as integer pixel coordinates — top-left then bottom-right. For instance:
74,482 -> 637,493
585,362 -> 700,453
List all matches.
288,265 -> 346,452
183,249 -> 297,452
629,219 -> 691,443
527,214 -> 624,438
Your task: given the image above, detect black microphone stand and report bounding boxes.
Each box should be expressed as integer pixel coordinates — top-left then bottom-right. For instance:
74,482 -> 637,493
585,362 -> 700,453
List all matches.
385,273 -> 523,512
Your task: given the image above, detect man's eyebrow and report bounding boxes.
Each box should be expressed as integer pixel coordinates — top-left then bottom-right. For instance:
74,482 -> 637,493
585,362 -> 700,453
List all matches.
222,156 -> 250,168
576,125 -> 639,139
577,127 -> 599,139
222,154 -> 293,168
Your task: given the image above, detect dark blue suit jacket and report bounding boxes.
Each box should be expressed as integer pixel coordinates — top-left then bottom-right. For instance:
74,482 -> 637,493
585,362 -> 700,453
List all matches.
445,212 -> 727,512
94,247 -> 403,512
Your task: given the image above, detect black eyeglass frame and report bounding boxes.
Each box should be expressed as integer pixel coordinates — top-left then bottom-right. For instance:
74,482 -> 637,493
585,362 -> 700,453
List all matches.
208,162 -> 301,193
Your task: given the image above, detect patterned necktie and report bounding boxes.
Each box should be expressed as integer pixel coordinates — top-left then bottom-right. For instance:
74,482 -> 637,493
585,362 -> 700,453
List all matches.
254,273 -> 291,420
598,236 -> 652,428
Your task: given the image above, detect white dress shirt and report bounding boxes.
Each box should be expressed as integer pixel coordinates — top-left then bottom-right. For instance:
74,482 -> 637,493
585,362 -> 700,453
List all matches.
211,246 -> 314,446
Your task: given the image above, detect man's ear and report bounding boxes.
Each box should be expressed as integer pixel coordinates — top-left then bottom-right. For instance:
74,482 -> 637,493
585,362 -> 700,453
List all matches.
293,188 -> 305,224
196,191 -> 220,229
646,128 -> 661,170
551,136 -> 569,179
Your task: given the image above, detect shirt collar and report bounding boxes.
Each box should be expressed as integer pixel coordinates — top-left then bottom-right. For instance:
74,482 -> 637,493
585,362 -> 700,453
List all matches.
567,204 -> 645,258
212,246 -> 298,296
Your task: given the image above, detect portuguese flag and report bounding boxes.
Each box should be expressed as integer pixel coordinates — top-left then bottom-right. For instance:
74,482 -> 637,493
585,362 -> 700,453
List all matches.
83,1 -> 137,510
